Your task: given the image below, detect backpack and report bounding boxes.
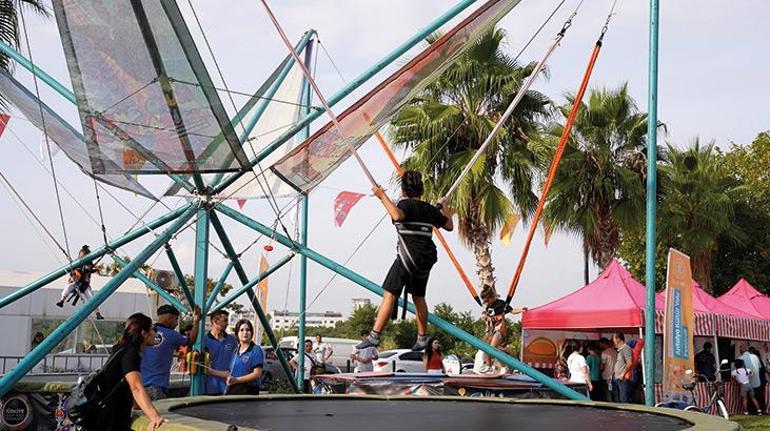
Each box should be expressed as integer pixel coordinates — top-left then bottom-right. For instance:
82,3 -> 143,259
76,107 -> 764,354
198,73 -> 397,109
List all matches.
67,347 -> 126,427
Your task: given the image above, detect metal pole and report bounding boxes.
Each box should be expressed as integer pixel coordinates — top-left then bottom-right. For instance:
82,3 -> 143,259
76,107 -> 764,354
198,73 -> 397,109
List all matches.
190,206 -> 210,396
206,260 -> 234,310
215,204 -> 587,401
0,205 -> 196,396
208,212 -> 300,393
165,244 -> 195,307
644,0 -> 660,407
296,38 -> 314,390
111,255 -> 190,313
210,253 -> 295,312
213,0 -> 481,194
0,206 -> 188,309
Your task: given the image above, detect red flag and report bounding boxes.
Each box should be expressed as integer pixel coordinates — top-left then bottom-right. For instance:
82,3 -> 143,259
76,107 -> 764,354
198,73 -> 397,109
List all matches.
0,114 -> 10,138
237,199 -> 247,209
334,191 -> 365,227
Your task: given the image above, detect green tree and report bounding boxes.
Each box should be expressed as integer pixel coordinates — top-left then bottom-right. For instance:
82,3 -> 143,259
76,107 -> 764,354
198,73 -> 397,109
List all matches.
657,140 -> 743,292
543,85 -> 652,282
390,28 -> 550,294
334,304 -> 377,340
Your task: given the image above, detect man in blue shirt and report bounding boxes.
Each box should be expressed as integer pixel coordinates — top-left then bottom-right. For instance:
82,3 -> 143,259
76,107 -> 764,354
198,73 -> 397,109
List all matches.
204,310 -> 238,395
141,304 -> 201,400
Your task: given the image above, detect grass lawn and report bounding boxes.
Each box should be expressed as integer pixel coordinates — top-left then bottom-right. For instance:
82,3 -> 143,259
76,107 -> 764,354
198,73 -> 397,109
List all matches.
732,415 -> 770,430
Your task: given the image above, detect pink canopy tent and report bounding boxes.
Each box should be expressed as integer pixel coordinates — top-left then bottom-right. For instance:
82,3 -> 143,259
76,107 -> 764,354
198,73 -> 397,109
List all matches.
522,260 -> 662,329
717,278 -> 770,320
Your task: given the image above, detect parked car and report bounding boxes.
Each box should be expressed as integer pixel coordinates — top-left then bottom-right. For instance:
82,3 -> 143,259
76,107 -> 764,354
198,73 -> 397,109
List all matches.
373,349 -> 426,373
261,346 -> 340,391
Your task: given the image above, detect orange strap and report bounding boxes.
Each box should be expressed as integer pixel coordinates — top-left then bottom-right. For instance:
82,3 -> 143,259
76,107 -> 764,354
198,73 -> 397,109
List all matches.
504,41 -> 603,305
374,131 -> 482,306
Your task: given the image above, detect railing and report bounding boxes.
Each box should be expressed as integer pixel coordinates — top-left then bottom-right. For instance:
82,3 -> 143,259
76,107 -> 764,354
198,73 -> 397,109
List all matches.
0,354 -> 109,375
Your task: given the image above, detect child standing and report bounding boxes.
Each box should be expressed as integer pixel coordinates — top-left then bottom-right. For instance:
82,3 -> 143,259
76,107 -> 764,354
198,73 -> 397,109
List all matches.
733,359 -> 762,415
357,171 -> 453,351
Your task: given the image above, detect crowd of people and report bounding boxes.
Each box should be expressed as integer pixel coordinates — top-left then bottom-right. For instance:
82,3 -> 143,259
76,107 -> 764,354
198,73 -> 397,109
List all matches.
556,333 -> 645,403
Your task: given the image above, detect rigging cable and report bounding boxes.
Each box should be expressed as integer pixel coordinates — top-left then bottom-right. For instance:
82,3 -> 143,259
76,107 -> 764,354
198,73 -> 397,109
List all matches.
504,0 -> 619,307
19,8 -> 71,260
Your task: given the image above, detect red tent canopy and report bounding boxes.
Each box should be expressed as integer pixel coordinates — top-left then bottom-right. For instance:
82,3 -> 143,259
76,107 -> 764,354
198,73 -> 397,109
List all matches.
655,282 -> 754,317
522,260 -> 662,329
717,278 -> 770,319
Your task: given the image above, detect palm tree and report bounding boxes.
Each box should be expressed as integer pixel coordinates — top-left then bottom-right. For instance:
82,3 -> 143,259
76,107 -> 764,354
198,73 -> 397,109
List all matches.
0,0 -> 48,106
658,139 -> 742,292
389,28 -> 550,294
542,84 -> 653,282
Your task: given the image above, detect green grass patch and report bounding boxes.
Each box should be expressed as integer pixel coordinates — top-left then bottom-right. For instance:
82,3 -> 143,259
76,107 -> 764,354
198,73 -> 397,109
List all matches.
732,414 -> 770,430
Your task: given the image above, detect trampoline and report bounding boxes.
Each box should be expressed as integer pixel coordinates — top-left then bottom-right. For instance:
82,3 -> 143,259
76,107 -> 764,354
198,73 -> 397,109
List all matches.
144,395 -> 741,431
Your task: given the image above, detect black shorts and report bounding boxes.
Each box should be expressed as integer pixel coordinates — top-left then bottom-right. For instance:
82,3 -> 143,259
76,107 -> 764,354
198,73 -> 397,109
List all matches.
382,258 -> 433,298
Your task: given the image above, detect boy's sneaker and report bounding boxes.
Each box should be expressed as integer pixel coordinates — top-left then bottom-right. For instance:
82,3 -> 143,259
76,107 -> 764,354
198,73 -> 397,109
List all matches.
55,300 -> 64,308
95,312 -> 105,320
356,335 -> 379,349
411,336 -> 429,352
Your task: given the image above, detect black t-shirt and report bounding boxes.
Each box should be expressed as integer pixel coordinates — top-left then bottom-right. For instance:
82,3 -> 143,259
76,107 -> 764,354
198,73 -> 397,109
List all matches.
395,199 -> 448,250
98,345 -> 141,430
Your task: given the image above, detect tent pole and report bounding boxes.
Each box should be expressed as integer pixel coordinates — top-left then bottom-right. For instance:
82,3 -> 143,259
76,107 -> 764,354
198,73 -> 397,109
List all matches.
215,204 -> 588,401
644,0 -> 661,407
296,38 -> 314,390
190,205 -> 210,396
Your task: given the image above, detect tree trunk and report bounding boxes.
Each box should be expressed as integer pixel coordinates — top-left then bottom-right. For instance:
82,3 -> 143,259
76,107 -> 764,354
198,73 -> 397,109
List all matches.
692,250 -> 713,293
469,222 -> 496,296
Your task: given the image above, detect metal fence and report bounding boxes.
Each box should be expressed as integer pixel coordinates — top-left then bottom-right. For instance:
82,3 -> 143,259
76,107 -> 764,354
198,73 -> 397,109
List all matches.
0,354 -> 109,375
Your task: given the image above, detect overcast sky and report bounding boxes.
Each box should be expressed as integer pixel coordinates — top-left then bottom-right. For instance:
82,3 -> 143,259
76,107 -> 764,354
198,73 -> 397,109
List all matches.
1,0 -> 768,320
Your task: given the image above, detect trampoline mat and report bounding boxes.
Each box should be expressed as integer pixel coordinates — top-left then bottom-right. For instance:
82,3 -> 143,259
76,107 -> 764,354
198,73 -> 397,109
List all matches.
174,399 -> 692,431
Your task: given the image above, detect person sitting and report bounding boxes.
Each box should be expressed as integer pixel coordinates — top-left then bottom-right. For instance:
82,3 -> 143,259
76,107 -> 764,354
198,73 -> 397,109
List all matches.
357,171 -> 454,352
424,337 -> 445,374
207,319 -> 264,395
56,245 -> 104,320
141,304 -> 200,400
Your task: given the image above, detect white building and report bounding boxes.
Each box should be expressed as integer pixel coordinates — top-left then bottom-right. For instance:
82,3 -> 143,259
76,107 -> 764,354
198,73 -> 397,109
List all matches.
268,309 -> 343,330
351,298 -> 371,310
0,268 -> 164,361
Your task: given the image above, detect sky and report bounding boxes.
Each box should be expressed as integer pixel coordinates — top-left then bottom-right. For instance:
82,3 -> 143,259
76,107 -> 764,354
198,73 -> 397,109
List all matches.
0,0 -> 768,320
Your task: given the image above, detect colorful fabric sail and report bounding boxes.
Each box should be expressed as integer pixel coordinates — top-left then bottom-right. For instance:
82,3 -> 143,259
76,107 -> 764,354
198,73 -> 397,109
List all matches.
53,0 -> 250,174
0,114 -> 9,139
0,69 -> 154,199
254,255 -> 270,343
499,213 -> 521,246
270,0 -> 522,193
334,191 -> 366,227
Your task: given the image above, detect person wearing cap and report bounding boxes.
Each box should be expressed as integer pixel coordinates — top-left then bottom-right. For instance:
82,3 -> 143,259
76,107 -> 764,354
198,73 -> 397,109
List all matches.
141,304 -> 201,400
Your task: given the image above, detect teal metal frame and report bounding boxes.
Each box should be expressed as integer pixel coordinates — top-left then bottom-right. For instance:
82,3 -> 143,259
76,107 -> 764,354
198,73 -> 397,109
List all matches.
111,255 -> 190,313
0,205 -> 197,395
644,0 -> 660,407
0,0 -> 597,402
210,253 -> 295,313
165,244 -> 196,307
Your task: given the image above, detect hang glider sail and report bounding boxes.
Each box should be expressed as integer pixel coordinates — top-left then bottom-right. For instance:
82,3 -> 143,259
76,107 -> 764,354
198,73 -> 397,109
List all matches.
53,0 -> 250,175
0,69 -> 155,199
270,0 -> 522,194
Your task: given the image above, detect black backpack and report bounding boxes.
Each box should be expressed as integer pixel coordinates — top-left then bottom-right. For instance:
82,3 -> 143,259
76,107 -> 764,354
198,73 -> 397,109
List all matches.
68,347 -> 126,427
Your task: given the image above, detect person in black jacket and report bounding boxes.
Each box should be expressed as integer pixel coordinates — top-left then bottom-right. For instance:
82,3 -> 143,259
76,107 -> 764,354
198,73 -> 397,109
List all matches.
357,171 -> 453,351
97,313 -> 166,430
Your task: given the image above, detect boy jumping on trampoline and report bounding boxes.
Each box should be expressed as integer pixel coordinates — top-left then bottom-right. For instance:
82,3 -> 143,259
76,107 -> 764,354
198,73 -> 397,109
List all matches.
357,171 -> 453,352
56,245 -> 104,320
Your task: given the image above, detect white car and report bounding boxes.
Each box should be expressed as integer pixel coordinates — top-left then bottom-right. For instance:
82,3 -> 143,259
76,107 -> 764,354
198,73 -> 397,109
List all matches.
373,349 -> 425,373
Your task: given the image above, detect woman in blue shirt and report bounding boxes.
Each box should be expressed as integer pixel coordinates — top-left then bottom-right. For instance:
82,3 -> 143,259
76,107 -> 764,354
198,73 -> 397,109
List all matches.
209,319 -> 264,395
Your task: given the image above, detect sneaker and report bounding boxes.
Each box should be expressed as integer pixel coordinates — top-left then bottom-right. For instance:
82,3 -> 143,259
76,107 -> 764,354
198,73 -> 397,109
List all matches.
355,335 -> 379,349
95,312 -> 105,320
411,338 -> 429,352
55,301 -> 64,308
